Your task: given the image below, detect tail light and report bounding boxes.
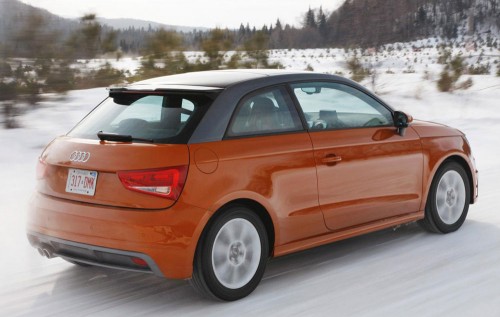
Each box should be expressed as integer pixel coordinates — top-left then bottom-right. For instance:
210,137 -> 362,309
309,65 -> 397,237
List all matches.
36,159 -> 47,179
117,166 -> 188,200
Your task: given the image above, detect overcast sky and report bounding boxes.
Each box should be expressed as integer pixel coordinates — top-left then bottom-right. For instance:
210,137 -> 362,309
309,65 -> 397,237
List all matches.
19,0 -> 345,29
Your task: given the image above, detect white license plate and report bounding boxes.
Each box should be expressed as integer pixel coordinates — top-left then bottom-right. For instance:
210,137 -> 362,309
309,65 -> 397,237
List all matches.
65,169 -> 98,196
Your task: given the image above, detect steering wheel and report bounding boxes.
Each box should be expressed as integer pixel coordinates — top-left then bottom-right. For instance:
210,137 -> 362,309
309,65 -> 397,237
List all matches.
312,120 -> 327,130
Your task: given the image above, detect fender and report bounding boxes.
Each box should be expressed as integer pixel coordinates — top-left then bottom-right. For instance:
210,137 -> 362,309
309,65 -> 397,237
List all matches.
419,135 -> 477,211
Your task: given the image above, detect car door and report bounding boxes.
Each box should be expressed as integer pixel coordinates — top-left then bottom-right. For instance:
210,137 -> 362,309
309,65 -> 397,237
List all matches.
189,85 -> 328,246
290,82 -> 423,231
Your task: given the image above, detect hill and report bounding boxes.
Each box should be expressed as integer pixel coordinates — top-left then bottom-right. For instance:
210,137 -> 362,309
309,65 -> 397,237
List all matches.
0,0 -> 79,45
1,0 -> 499,56
0,0 -> 207,56
327,0 -> 500,47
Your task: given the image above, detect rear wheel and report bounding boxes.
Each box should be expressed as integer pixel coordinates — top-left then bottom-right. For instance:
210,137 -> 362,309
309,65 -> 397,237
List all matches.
191,205 -> 269,301
419,161 -> 470,233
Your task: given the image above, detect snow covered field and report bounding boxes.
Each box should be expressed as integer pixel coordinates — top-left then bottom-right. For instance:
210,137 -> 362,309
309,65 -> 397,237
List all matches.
1,48 -> 499,316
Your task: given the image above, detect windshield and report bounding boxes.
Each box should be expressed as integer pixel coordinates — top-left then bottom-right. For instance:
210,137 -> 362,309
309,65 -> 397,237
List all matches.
68,92 -> 216,143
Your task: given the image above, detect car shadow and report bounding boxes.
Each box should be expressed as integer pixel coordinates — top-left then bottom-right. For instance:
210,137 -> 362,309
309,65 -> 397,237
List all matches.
20,219 -> 500,316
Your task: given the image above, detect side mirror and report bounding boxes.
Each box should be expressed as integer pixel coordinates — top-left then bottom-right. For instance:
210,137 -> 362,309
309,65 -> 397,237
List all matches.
393,111 -> 412,136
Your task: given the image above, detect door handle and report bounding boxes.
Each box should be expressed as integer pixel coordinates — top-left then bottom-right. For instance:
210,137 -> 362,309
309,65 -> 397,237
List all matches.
321,155 -> 342,164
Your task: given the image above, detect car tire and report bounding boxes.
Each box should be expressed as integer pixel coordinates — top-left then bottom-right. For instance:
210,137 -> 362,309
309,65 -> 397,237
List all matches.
419,161 -> 470,234
190,205 -> 269,301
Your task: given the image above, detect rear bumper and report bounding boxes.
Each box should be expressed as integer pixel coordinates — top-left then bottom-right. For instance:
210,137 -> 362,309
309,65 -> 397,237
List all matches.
27,232 -> 163,275
27,192 -> 211,279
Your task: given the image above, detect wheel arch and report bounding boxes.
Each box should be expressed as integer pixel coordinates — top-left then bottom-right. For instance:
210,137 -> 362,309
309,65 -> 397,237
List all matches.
199,198 -> 276,258
419,154 -> 473,233
423,154 -> 475,210
445,155 -> 474,204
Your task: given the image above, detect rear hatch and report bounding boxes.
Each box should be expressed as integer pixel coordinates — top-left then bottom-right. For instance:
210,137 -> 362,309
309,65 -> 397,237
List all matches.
36,89 -> 217,209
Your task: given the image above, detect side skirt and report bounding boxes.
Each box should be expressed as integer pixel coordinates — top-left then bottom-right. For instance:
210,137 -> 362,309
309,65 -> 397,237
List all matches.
273,211 -> 424,257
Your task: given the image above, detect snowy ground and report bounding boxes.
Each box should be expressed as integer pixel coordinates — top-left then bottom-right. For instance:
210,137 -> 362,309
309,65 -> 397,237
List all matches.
1,48 -> 500,316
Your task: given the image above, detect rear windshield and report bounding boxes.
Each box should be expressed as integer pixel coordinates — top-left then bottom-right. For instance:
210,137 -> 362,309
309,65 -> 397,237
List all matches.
68,92 -> 216,144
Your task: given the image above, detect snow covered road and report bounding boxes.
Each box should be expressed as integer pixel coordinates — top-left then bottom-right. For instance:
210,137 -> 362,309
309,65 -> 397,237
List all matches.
1,74 -> 499,316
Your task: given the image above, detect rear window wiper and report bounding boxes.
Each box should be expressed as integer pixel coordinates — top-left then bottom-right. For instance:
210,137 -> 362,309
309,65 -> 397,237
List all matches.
97,131 -> 154,143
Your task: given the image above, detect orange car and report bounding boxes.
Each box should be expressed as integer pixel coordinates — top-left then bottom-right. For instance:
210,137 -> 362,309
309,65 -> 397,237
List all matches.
27,70 -> 478,301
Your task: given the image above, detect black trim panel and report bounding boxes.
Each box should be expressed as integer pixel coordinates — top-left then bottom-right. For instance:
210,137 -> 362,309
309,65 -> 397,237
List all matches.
27,231 -> 164,277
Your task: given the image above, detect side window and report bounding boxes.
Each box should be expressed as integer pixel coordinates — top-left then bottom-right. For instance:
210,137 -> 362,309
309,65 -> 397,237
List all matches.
227,86 -> 303,137
291,82 -> 393,130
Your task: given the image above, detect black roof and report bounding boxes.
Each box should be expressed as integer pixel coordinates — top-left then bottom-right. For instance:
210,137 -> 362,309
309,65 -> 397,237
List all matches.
106,69 -> 393,145
130,69 -> 335,89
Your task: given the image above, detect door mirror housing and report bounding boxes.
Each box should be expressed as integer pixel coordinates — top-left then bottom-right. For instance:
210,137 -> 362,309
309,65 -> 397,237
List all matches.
393,111 -> 413,136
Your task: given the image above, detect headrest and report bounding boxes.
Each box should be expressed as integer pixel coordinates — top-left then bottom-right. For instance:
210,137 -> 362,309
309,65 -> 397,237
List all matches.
251,97 -> 277,113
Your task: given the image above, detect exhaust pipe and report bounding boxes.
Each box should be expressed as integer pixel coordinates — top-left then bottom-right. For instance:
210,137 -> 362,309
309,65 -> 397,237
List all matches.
37,244 -> 55,259
42,248 -> 54,258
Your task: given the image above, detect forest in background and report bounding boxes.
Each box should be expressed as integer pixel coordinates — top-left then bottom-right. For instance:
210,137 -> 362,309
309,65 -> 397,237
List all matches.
0,0 -> 499,128
2,0 -> 499,55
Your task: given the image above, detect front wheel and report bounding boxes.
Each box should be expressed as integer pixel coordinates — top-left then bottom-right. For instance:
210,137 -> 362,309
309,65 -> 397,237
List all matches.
190,205 -> 269,301
419,161 -> 470,233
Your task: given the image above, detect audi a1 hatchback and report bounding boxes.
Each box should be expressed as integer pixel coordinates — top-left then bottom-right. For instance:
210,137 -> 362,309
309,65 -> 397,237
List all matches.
27,70 -> 478,301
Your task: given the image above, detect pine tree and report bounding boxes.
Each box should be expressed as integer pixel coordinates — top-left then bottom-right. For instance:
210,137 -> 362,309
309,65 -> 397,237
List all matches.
66,14 -> 116,59
135,29 -> 186,79
305,7 -> 317,29
244,31 -> 279,68
275,19 -> 282,31
318,6 -> 328,39
201,28 -> 233,70
238,24 -> 246,37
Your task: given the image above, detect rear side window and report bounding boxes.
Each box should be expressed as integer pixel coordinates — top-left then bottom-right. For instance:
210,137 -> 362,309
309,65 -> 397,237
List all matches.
226,86 -> 303,137
68,92 -> 214,143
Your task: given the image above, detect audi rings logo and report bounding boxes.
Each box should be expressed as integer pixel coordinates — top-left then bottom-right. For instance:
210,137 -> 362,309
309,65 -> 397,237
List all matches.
69,151 -> 91,163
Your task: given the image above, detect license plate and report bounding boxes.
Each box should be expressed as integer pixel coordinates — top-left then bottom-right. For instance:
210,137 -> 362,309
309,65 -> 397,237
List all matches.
65,169 -> 98,196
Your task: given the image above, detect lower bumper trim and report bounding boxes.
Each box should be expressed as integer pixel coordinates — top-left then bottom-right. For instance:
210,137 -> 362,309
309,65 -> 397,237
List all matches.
27,231 -> 164,277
